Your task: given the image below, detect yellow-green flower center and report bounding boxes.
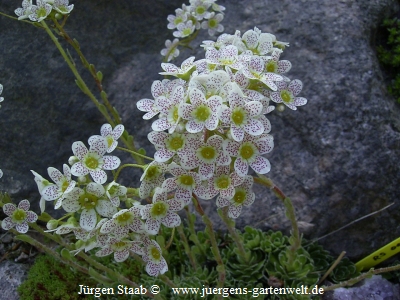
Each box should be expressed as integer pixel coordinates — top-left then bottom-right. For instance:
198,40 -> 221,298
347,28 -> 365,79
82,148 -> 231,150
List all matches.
231,107 -> 247,126
280,90 -> 293,103
78,192 -> 98,210
196,6 -> 206,15
239,142 -> 257,161
116,211 -> 133,225
192,104 -> 211,122
197,145 -> 217,163
178,174 -> 194,187
182,27 -> 193,36
266,60 -> 278,73
61,180 -> 69,192
84,155 -> 100,170
112,241 -> 127,251
37,7 -> 48,19
151,202 -> 169,218
232,188 -> 247,206
165,133 -> 185,152
106,136 -> 114,148
215,175 -> 230,190
208,19 -> 217,29
150,246 -> 161,261
12,209 -> 27,223
145,165 -> 161,181
174,16 -> 183,25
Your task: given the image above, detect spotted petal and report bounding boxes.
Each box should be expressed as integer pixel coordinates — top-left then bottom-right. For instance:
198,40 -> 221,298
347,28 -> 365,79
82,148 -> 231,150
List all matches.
96,200 -> 117,218
16,222 -> 29,233
103,155 -> 121,170
89,169 -> 107,184
71,162 -> 89,177
3,203 -> 16,216
162,212 -> 181,228
145,218 -> 161,235
249,156 -> 271,174
1,217 -> 15,230
228,205 -> 242,218
42,184 -> 61,201
80,208 -> 97,231
18,199 -> 30,211
26,211 -> 38,223
234,157 -> 249,177
72,141 -> 88,160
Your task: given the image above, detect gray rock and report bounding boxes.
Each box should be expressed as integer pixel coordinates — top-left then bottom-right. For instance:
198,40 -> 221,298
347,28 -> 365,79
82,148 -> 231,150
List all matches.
0,0 -> 399,265
0,260 -> 29,300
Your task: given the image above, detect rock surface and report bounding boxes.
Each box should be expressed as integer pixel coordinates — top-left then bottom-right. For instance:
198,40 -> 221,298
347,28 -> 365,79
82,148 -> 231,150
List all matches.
0,0 -> 400,266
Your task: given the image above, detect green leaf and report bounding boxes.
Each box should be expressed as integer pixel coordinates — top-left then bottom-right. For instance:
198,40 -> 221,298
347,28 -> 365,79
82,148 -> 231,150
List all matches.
60,248 -> 72,260
88,267 -> 114,285
96,71 -> 103,81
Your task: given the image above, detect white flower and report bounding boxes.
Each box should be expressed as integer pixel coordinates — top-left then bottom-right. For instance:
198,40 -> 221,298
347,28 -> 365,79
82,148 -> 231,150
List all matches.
148,131 -> 198,163
270,79 -> 307,110
14,0 -> 33,20
96,236 -> 144,263
137,79 -> 185,120
191,0 -> 211,20
224,133 -> 273,177
241,56 -> 283,91
100,206 -> 144,239
31,170 -> 53,213
2,200 -> 38,233
70,137 -> 120,184
160,56 -> 196,79
179,88 -> 222,133
263,48 -> 292,79
105,181 -> 127,207
52,0 -> 74,15
61,184 -> 117,231
140,188 -> 183,235
216,175 -> 255,218
161,39 -> 180,62
89,123 -> 124,153
142,238 -> 168,276
201,12 -> 224,36
220,92 -> 265,142
241,28 -> 273,56
162,162 -> 202,205
151,85 -> 185,133
194,165 -> 244,200
29,0 -> 52,22
41,164 -> 76,209
173,20 -> 195,38
139,161 -> 168,199
179,135 -> 231,180
167,8 -> 189,30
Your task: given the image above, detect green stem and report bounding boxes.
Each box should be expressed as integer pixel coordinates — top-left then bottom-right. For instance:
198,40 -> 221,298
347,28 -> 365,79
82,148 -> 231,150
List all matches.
218,207 -> 249,262
184,207 -> 207,258
50,17 -> 121,124
114,163 -> 145,182
254,175 -> 301,262
116,146 -> 154,161
40,20 -> 115,126
176,224 -> 197,270
322,263 -> 400,291
11,228 -> 90,275
192,195 -> 225,295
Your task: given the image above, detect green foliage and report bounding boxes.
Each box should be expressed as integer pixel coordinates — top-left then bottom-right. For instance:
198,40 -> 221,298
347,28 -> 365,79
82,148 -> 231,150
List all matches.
377,17 -> 400,103
329,257 -> 360,283
18,226 -> 362,300
17,255 -> 95,300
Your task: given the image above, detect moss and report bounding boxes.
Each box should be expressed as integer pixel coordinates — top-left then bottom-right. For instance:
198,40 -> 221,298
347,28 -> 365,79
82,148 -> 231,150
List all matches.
17,255 -> 95,300
377,17 -> 400,103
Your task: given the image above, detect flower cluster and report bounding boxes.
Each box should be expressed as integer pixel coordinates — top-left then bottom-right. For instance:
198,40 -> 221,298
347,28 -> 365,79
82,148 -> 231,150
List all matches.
140,27 -> 307,216
15,0 -> 74,22
161,0 -> 225,62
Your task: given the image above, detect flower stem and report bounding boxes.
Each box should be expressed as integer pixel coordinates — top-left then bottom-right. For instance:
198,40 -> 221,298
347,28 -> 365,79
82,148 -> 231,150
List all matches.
322,263 -> 400,291
116,146 -> 154,161
114,163 -> 145,182
192,195 -> 225,295
218,207 -> 249,263
254,175 -> 301,260
176,224 -> 197,270
40,20 -> 115,126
